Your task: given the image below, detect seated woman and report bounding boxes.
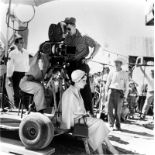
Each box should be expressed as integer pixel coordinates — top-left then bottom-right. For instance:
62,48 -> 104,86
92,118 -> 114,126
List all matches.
61,70 -> 119,154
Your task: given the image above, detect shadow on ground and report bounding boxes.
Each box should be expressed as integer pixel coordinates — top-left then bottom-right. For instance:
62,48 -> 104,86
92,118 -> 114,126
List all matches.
51,134 -> 86,155
109,135 -> 129,145
0,128 -> 151,155
121,129 -> 154,137
115,146 -> 140,155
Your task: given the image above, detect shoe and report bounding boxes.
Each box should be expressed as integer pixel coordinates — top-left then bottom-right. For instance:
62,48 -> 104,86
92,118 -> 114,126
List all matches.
116,127 -> 122,131
140,114 -> 146,120
109,125 -> 114,131
115,125 -> 122,131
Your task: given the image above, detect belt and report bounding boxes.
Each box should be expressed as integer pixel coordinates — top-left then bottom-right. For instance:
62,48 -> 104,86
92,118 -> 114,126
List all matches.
110,88 -> 123,93
25,75 -> 35,81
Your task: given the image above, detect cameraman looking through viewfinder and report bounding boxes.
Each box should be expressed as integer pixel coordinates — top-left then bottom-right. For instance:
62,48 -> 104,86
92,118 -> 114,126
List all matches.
63,17 -> 101,115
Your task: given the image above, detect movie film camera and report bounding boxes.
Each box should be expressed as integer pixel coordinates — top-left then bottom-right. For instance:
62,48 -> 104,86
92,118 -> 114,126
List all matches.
39,22 -> 76,69
38,22 -> 75,110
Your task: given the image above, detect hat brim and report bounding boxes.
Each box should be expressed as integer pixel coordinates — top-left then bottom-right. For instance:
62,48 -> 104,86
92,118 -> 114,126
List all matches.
114,60 -> 123,64
64,21 -> 75,25
64,18 -> 76,25
71,70 -> 86,83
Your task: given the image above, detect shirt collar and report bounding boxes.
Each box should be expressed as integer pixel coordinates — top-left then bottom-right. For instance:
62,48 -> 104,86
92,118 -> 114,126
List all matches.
115,68 -> 122,72
15,46 -> 25,53
75,29 -> 81,37
70,85 -> 79,93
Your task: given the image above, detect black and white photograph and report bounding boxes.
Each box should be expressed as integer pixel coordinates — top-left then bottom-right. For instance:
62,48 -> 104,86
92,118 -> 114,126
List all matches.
0,0 -> 154,154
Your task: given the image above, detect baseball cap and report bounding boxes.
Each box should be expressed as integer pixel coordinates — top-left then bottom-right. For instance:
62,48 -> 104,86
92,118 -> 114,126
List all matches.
64,17 -> 76,25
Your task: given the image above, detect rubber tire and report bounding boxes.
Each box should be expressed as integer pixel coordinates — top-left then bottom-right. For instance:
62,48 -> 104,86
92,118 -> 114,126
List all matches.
19,112 -> 54,150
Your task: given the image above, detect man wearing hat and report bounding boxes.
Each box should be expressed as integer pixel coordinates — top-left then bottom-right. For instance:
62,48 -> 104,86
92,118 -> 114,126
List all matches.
140,68 -> 154,119
105,57 -> 129,130
7,37 -> 30,107
64,17 -> 101,115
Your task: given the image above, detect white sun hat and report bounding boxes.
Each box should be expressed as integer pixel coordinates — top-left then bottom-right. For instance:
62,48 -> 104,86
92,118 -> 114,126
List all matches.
114,56 -> 125,65
71,70 -> 86,83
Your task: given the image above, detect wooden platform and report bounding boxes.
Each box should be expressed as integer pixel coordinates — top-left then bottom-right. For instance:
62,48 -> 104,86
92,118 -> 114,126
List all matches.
0,111 -> 72,155
0,111 -> 70,136
0,111 -> 54,130
0,110 -> 22,131
0,137 -> 55,155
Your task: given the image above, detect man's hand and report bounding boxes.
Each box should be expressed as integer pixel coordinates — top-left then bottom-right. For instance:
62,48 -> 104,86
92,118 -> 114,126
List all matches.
8,77 -> 13,87
82,57 -> 92,64
123,97 -> 128,104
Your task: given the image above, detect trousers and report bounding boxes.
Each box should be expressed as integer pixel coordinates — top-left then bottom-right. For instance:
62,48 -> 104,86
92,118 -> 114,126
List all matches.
127,96 -> 137,115
12,71 -> 25,107
107,89 -> 123,128
19,76 -> 48,111
142,92 -> 154,115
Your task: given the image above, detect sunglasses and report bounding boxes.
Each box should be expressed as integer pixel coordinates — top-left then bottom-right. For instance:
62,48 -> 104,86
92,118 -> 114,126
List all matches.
19,41 -> 24,44
66,27 -> 71,31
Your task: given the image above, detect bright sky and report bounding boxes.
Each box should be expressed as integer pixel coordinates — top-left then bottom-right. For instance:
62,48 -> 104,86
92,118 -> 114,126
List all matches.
0,0 -> 154,73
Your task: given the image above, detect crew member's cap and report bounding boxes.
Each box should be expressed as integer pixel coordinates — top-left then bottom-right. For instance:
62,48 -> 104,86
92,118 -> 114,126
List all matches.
71,70 -> 85,83
14,35 -> 23,44
129,80 -> 135,85
114,56 -> 125,64
64,17 -> 76,25
129,80 -> 138,86
14,34 -> 22,40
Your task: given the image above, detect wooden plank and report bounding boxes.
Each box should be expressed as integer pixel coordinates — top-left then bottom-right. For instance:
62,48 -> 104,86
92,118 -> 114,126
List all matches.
0,111 -> 55,121
0,112 -> 54,131
0,124 -> 19,131
0,111 -> 23,121
0,112 -> 21,131
0,137 -> 55,155
0,112 -> 70,137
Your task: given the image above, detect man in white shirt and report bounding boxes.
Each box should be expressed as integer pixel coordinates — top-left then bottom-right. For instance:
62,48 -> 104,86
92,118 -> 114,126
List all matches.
7,37 -> 29,107
141,68 -> 154,119
105,57 -> 128,130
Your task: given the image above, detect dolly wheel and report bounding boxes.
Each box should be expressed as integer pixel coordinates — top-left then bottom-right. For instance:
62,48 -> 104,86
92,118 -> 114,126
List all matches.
19,112 -> 54,150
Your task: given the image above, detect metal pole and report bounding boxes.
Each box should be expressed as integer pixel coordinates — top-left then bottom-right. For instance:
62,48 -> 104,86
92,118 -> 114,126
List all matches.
1,0 -> 12,112
5,0 -> 12,57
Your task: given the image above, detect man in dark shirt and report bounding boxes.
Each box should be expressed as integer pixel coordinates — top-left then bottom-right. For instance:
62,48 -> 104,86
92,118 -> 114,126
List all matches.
64,17 -> 100,114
